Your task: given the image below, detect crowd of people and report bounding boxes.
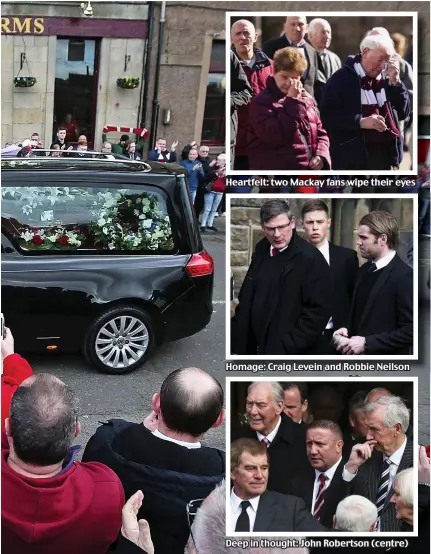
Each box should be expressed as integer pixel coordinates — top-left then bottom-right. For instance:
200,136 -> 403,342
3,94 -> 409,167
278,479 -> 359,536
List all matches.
230,380 -> 429,547
231,198 -> 413,356
230,16 -> 413,171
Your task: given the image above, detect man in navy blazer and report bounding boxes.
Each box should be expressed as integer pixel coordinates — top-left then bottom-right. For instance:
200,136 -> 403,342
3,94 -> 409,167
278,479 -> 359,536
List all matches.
320,33 -> 410,170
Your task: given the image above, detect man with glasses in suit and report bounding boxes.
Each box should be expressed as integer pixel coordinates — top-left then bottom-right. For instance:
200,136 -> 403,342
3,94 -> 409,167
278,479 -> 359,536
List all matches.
231,199 -> 331,355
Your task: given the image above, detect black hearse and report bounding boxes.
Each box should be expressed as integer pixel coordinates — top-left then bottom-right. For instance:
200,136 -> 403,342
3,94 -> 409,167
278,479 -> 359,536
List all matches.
1,157 -> 214,374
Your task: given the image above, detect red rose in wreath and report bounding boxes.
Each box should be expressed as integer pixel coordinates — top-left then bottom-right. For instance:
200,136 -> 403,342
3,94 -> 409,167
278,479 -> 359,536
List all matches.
58,236 -> 69,246
32,235 -> 43,245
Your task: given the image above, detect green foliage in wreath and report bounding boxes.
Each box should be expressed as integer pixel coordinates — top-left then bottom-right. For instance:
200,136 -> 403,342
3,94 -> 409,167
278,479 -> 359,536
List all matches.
116,77 -> 140,89
14,76 -> 37,88
89,190 -> 174,251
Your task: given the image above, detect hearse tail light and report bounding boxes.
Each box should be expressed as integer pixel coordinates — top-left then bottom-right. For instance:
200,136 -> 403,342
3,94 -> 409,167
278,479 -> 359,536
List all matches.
186,251 -> 214,277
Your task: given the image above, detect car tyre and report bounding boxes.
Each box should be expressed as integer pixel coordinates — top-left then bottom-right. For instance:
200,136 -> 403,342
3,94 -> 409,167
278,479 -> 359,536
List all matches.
84,306 -> 155,374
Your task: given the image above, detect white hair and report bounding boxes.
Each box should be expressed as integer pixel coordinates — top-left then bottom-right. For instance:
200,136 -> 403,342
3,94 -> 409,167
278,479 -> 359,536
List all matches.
217,153 -> 227,162
308,18 -> 331,35
360,33 -> 394,54
334,495 -> 378,532
369,27 -> 390,37
364,387 -> 392,404
191,481 -> 308,554
364,395 -> 410,432
395,468 -> 414,508
248,381 -> 284,406
231,19 -> 256,36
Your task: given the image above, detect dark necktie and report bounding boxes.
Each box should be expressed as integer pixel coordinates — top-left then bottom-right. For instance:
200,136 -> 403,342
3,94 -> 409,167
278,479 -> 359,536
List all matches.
321,53 -> 331,79
367,262 -> 377,273
375,459 -> 392,524
313,473 -> 327,520
261,436 -> 270,448
235,500 -> 251,531
271,248 -> 279,257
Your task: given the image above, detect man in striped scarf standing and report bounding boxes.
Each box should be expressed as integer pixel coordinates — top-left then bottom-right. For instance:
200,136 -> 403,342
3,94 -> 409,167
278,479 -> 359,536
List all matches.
320,33 -> 411,171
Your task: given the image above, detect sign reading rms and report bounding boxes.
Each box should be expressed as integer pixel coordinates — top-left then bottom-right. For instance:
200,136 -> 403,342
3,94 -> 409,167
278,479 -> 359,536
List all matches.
1,17 -> 45,34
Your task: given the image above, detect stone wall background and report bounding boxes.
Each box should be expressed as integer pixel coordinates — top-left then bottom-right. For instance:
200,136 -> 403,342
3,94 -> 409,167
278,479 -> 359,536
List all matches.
230,197 -> 414,300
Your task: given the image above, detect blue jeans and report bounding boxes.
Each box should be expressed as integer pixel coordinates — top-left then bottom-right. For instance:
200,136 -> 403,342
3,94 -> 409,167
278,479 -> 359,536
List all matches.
201,192 -> 223,227
190,189 -> 197,204
418,188 -> 430,235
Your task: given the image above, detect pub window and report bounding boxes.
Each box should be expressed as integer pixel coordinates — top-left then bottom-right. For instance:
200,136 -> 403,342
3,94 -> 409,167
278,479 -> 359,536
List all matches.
68,39 -> 85,62
201,40 -> 226,146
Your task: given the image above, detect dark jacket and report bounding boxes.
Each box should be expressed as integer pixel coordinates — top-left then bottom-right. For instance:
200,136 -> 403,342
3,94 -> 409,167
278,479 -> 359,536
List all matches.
147,149 -> 177,163
232,47 -> 273,157
248,76 -> 330,170
348,254 -> 413,355
320,56 -> 411,170
262,36 -> 321,100
327,243 -> 359,332
250,490 -> 326,532
286,458 -> 345,529
231,231 -> 332,355
232,413 -> 308,495
117,535 -> 148,554
82,419 -> 225,554
230,50 -> 252,163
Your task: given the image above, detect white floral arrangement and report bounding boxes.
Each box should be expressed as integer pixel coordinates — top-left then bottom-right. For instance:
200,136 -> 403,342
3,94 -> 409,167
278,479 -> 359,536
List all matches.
1,187 -> 87,215
90,190 -> 174,251
17,226 -> 86,250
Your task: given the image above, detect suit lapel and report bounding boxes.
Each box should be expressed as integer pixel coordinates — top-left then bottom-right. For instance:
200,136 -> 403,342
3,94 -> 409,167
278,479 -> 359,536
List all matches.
382,439 -> 413,511
254,491 -> 277,531
358,258 -> 396,328
369,451 -> 384,501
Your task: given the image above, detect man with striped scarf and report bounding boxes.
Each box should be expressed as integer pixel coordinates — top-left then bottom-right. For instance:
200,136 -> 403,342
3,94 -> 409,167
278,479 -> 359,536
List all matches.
320,33 -> 410,171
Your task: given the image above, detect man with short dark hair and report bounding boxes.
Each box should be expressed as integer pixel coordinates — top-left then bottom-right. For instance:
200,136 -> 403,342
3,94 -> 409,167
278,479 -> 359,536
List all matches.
83,367 -> 225,554
148,138 -> 178,163
229,438 -> 324,532
286,420 -> 346,528
301,200 -> 358,353
2,373 -> 124,554
343,390 -> 369,460
333,210 -> 413,355
231,199 -> 331,355
282,382 -> 309,424
50,127 -> 71,151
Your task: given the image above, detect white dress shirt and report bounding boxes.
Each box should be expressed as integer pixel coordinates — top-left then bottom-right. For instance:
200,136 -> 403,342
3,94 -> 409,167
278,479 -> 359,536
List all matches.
373,250 -> 396,271
256,415 -> 282,445
230,488 -> 260,532
317,239 -> 333,330
270,244 -> 288,256
342,437 -> 407,486
311,456 -> 343,513
152,429 -> 201,449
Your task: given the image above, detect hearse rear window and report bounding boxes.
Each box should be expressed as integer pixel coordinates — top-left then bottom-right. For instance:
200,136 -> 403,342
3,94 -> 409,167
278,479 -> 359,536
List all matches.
1,186 -> 175,254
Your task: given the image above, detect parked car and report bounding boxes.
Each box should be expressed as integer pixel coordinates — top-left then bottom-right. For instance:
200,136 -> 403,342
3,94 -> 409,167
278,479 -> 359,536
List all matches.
1,156 -> 214,374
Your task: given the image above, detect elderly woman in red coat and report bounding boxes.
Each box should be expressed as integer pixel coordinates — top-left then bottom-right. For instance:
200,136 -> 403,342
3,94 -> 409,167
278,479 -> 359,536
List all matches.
247,47 -> 331,171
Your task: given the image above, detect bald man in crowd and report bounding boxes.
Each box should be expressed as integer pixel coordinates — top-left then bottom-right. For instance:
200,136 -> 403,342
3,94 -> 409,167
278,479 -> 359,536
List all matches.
262,15 -> 322,100
308,18 -> 341,80
230,18 -> 273,170
83,367 -> 226,554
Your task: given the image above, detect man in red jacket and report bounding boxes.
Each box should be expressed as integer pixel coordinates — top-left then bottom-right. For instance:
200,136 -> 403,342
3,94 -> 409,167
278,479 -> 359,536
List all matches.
1,327 -> 33,432
2,373 -> 125,554
230,19 -> 274,170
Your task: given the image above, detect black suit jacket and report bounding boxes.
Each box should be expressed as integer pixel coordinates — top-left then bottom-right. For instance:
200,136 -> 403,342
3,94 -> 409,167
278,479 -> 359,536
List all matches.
342,438 -> 414,531
231,231 -> 332,355
348,254 -> 413,354
251,490 -> 326,532
232,413 -> 307,495
327,243 -> 358,331
286,459 -> 345,529
262,35 -> 320,99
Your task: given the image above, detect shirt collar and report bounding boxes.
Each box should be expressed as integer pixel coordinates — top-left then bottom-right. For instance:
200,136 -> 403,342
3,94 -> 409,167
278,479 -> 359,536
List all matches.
317,239 -> 330,260
270,244 -> 288,256
256,415 -> 282,444
384,436 -> 407,466
315,456 -> 343,482
231,488 -> 260,513
285,35 -> 306,47
152,429 -> 201,449
373,250 -> 396,270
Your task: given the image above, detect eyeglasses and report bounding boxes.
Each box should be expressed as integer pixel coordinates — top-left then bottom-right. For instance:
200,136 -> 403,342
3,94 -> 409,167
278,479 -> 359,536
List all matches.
263,220 -> 292,234
186,498 -> 205,551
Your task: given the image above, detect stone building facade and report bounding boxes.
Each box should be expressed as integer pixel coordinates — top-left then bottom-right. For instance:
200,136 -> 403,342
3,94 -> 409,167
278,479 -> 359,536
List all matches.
230,196 -> 414,300
1,1 -> 429,153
